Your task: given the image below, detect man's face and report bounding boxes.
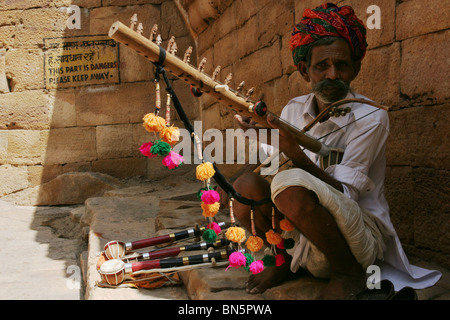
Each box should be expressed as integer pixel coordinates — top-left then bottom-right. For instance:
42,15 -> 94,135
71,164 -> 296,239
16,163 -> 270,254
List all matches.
300,39 -> 359,104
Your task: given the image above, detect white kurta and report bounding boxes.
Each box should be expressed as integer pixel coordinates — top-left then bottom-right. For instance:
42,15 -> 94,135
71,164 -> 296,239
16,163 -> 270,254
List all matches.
263,92 -> 441,290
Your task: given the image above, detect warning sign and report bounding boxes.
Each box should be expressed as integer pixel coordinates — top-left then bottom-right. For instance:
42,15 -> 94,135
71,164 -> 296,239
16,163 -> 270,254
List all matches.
44,35 -> 120,89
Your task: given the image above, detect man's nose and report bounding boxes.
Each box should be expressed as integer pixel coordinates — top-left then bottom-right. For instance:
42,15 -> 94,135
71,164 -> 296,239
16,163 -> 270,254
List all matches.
325,64 -> 339,80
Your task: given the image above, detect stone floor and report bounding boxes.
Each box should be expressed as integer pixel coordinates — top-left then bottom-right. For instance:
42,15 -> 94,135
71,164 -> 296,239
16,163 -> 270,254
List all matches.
1,176 -> 449,300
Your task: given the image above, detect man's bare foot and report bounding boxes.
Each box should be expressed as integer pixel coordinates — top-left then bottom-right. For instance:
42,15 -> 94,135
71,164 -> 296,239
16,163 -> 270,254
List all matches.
317,271 -> 366,300
246,259 -> 294,294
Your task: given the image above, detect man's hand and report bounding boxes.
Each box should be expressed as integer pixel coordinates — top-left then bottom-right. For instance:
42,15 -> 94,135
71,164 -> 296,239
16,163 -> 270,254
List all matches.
234,114 -> 257,130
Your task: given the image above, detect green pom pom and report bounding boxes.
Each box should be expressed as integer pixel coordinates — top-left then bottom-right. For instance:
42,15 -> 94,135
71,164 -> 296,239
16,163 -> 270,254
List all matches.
262,255 -> 276,267
284,238 -> 295,249
150,140 -> 171,156
202,229 -> 217,243
243,253 -> 254,272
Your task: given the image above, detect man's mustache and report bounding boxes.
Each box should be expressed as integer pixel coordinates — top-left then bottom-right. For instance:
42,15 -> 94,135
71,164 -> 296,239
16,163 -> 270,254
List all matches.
312,79 -> 349,93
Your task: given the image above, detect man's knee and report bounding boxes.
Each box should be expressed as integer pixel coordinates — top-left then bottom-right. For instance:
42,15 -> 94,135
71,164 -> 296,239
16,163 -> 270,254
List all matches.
233,172 -> 271,196
274,186 -> 319,218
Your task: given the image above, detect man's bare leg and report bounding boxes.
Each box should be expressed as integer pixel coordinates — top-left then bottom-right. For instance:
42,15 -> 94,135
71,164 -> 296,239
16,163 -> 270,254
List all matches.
273,186 -> 366,299
232,172 -> 297,294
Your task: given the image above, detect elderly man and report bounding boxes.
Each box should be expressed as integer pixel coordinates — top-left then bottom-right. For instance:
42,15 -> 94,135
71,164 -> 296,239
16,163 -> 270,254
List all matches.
227,3 -> 441,299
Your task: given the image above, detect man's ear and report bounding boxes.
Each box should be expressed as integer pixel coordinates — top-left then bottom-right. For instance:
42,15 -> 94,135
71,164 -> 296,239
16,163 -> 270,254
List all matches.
297,61 -> 310,82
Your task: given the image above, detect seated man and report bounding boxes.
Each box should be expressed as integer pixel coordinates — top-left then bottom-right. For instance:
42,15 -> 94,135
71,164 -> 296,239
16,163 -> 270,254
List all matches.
223,3 -> 441,299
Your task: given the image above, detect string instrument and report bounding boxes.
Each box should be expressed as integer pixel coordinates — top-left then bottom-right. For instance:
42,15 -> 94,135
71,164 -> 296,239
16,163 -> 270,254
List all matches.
108,20 -> 389,158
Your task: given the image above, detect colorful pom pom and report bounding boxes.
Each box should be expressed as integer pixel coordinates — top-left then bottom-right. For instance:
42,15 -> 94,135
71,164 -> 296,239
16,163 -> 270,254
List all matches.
160,126 -> 180,145
225,226 -> 246,244
249,260 -> 264,275
202,228 -> 217,243
262,255 -> 276,267
280,218 -> 295,232
243,253 -> 254,272
207,222 -> 222,235
275,253 -> 285,267
139,142 -> 157,158
226,251 -> 247,270
246,235 -> 264,253
276,238 -> 285,249
283,238 -> 295,249
162,151 -> 184,170
200,190 -> 220,205
201,202 -> 220,217
143,113 -> 166,133
196,162 -> 215,181
265,229 -> 282,245
150,140 -> 171,156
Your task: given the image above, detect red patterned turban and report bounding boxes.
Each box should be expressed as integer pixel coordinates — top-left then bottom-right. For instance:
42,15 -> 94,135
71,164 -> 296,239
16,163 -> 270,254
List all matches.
290,3 -> 367,66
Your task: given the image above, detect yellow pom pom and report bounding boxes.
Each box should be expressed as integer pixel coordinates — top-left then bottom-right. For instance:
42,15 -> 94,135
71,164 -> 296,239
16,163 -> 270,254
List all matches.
280,218 -> 295,232
160,126 -> 180,145
246,235 -> 264,253
196,162 -> 215,181
201,202 -> 220,217
143,113 -> 166,133
265,229 -> 282,245
226,227 -> 246,244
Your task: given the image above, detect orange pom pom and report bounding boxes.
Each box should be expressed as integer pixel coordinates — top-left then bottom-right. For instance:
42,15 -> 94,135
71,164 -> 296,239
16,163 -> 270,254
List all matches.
196,162 -> 215,181
143,113 -> 166,133
201,202 -> 220,217
225,226 -> 246,244
280,218 -> 295,232
246,235 -> 264,253
265,229 -> 282,245
160,126 -> 180,145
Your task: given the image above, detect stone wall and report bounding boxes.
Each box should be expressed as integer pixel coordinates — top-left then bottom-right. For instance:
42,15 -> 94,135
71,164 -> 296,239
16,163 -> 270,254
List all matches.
0,1 -> 199,203
177,0 -> 449,267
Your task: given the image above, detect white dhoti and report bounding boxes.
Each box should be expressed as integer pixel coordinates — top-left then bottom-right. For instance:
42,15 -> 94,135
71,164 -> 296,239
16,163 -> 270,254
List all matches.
271,169 -> 386,278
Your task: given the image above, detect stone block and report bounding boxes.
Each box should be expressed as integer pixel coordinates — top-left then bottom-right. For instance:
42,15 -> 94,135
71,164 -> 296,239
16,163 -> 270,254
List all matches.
261,75 -> 290,115
235,15 -> 259,59
0,164 -> 28,197
412,168 -> 450,253
92,157 -> 147,179
5,130 -> 48,165
257,0 -> 295,47
386,104 -> 450,170
213,32 -> 240,68
96,124 -> 134,159
396,0 -> 450,41
75,82 -> 153,126
44,127 -> 97,165
49,90 -> 77,128
234,0 -> 260,28
0,90 -> 52,130
400,30 -> 449,105
351,42 -> 401,107
234,43 -> 282,89
384,166 -> 415,245
27,164 -> 63,187
5,48 -> 44,91
161,0 -> 191,39
0,0 -> 101,10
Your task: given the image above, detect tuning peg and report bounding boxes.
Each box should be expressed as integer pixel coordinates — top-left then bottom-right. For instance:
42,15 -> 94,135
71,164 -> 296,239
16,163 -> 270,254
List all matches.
224,73 -> 233,86
246,87 -> 255,101
167,36 -> 175,51
130,14 -> 138,30
149,24 -> 158,41
137,23 -> 144,35
212,66 -> 221,81
183,46 -> 193,63
169,41 -> 178,55
237,81 -> 245,92
198,57 -> 207,72
155,34 -> 162,46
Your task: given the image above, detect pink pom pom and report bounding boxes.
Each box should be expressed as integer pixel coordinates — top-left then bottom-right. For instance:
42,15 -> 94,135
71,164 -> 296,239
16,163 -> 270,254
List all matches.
200,190 -> 220,204
249,260 -> 264,275
226,251 -> 246,270
207,222 -> 222,235
139,142 -> 157,158
162,151 -> 184,170
275,253 -> 285,267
